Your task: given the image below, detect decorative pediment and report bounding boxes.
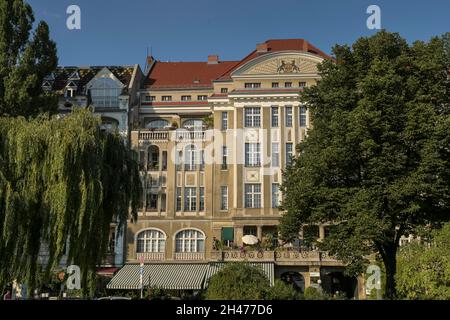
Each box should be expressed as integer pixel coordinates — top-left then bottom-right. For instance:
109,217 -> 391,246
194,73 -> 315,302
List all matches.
232,51 -> 324,77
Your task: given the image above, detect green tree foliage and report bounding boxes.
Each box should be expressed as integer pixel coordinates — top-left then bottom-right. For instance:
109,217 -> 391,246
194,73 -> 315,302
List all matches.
303,287 -> 328,300
396,223 -> 450,300
280,31 -> 450,299
0,0 -> 58,117
205,263 -> 270,300
0,109 -> 141,296
264,280 -> 301,300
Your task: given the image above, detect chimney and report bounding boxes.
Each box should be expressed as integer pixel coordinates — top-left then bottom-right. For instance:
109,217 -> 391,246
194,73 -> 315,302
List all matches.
256,43 -> 268,53
302,40 -> 309,52
208,55 -> 219,64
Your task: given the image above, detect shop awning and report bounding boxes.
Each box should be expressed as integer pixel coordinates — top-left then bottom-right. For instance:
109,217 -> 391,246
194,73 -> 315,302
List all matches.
106,263 -> 208,290
205,262 -> 275,287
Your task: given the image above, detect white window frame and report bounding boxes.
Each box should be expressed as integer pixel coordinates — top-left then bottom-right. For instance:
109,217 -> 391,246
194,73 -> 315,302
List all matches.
245,143 -> 261,167
175,229 -> 205,253
221,186 -> 228,210
244,184 -> 262,208
136,229 -> 166,253
244,107 -> 261,127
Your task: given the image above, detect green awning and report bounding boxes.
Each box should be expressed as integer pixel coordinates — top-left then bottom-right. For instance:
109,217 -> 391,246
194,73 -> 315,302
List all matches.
106,263 -> 208,290
221,227 -> 234,241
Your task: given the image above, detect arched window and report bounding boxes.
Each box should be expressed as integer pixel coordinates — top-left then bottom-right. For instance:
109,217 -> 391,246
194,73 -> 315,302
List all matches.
146,119 -> 170,129
136,229 -> 166,253
148,145 -> 160,170
184,144 -> 198,171
89,77 -> 122,108
182,119 -> 205,130
175,229 -> 205,253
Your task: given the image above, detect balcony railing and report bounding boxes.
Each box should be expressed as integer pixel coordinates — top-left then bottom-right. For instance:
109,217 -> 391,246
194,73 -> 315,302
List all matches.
174,131 -> 206,142
136,252 -> 165,261
139,131 -> 169,141
210,250 -> 342,264
174,252 -> 205,260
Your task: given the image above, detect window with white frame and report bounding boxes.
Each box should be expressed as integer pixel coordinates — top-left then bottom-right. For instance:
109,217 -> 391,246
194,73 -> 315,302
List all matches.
271,143 -> 280,167
146,119 -> 169,129
285,106 -> 293,127
222,146 -> 228,169
221,186 -> 228,210
299,82 -> 307,88
184,144 -> 198,171
176,187 -> 182,211
244,107 -> 261,127
271,106 -> 279,127
244,83 -> 261,89
175,229 -> 205,253
245,143 -> 261,167
197,95 -> 208,101
286,143 -> 293,166
221,112 -> 228,130
245,184 -> 262,208
272,183 -> 280,208
182,119 -> 205,130
199,187 -> 205,211
299,106 -> 307,127
184,187 -> 197,211
89,77 -> 122,108
136,229 -> 166,253
181,95 -> 192,101
285,82 -> 292,88
162,95 -> 172,101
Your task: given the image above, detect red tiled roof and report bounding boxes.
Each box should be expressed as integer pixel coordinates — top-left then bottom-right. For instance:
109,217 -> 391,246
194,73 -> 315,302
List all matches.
144,61 -> 238,89
144,39 -> 331,89
217,39 -> 331,80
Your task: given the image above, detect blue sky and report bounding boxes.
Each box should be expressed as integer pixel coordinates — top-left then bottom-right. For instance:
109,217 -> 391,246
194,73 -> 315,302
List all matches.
28,0 -> 449,68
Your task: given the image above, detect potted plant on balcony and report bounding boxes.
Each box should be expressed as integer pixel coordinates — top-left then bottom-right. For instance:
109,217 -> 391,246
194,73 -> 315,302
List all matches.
170,121 -> 178,130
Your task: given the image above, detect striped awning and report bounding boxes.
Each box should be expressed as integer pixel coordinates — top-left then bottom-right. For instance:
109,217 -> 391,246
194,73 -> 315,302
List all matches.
106,263 -> 208,290
205,262 -> 275,287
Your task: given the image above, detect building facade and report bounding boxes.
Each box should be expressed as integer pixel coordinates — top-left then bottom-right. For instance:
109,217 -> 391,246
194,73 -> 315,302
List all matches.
107,39 -> 365,298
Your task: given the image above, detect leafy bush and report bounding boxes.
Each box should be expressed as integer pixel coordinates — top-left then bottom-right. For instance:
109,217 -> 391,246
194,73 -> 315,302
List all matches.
264,280 -> 302,300
205,263 -> 270,300
303,287 -> 328,300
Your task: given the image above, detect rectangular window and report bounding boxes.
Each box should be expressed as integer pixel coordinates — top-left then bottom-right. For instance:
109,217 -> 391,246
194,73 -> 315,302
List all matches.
272,82 -> 279,88
286,143 -> 293,166
285,106 -> 293,127
199,150 -> 205,171
199,187 -> 205,211
176,187 -> 182,211
222,146 -> 228,170
272,184 -> 280,208
197,95 -> 208,101
162,151 -> 167,171
221,186 -> 228,210
184,187 -> 197,211
271,106 -> 279,127
271,143 -> 280,167
285,82 -> 292,88
145,95 -> 156,102
221,88 -> 228,93
162,96 -> 172,101
221,112 -> 228,130
160,193 -> 166,212
245,143 -> 261,167
245,184 -> 261,208
244,107 -> 261,127
299,82 -> 307,88
299,106 -> 307,127
146,193 -> 158,210
244,83 -> 261,89
181,95 -> 192,101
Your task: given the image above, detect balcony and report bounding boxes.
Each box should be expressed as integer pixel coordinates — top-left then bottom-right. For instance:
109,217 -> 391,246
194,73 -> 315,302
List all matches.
137,130 -> 207,143
174,252 -> 205,261
136,252 -> 165,261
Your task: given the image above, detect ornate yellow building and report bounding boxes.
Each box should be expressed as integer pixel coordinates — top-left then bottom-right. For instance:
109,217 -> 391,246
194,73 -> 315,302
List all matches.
108,39 -> 364,298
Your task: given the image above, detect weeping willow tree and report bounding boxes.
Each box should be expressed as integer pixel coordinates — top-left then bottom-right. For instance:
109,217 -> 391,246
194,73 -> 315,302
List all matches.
0,109 -> 141,297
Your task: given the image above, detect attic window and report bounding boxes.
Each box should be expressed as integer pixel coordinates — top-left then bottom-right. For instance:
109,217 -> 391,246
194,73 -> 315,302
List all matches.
65,88 -> 76,98
42,81 -> 52,91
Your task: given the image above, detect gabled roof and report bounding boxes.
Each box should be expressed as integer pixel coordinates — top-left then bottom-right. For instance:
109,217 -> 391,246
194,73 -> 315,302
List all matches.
50,66 -> 135,95
144,61 -> 238,89
217,39 -> 331,81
